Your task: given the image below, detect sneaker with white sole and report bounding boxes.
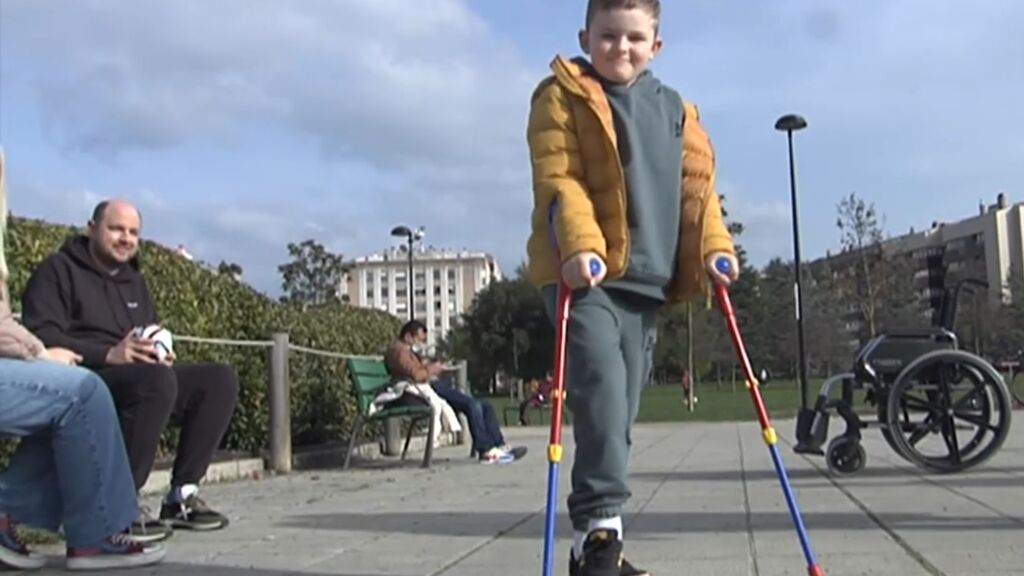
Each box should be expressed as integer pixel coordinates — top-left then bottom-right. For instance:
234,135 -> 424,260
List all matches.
479,445 -> 528,464
66,534 -> 165,571
568,529 -> 650,576
160,495 -> 229,531
0,515 -> 46,571
125,506 -> 173,543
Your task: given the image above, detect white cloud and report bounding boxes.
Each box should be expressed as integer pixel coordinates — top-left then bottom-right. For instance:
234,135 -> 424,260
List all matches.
2,0 -> 541,289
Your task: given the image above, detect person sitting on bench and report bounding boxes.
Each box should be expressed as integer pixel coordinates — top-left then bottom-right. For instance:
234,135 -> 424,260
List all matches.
384,320 -> 527,464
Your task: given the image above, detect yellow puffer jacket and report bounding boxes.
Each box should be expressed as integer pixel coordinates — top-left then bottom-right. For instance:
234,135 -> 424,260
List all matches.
525,55 -> 735,302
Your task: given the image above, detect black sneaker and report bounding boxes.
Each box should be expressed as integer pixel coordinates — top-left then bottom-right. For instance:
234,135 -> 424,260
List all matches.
568,529 -> 649,576
159,495 -> 229,531
125,507 -> 172,544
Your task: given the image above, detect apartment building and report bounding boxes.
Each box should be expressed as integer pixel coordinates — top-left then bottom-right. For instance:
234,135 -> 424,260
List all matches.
816,192 -> 1022,333
343,246 -> 503,345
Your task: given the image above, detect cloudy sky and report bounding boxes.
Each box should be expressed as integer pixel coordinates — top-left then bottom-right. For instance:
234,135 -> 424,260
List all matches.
2,0 -> 1021,295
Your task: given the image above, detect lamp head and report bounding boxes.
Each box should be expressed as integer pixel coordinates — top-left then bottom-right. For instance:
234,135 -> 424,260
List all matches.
390,225 -> 412,238
774,114 -> 808,132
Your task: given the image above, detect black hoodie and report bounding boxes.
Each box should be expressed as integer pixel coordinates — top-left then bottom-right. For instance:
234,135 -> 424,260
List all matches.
21,235 -> 159,368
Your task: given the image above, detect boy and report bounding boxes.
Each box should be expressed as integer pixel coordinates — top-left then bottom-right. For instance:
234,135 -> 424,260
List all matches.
524,1 -> 738,574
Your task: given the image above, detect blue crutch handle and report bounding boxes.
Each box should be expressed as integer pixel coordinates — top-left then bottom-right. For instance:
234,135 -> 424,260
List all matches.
715,256 -> 733,276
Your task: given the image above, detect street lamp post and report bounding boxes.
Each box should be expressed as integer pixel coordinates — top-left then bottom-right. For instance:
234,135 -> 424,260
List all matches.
390,225 -> 425,321
774,114 -> 810,413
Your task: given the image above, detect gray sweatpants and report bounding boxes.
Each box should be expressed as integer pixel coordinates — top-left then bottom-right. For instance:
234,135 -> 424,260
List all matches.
543,285 -> 660,531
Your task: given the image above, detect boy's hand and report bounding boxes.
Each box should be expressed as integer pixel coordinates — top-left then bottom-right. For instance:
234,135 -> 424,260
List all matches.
706,252 -> 739,286
561,251 -> 606,289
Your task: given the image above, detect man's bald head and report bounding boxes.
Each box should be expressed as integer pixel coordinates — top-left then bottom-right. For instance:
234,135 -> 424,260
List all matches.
91,199 -> 142,227
87,199 -> 143,270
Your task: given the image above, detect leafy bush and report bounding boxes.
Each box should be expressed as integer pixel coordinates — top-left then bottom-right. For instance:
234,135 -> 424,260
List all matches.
3,216 -> 400,462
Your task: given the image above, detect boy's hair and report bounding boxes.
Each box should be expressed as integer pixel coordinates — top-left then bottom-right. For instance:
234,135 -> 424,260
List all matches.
585,0 -> 661,30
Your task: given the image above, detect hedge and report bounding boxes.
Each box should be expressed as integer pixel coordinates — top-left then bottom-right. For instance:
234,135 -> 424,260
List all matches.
2,216 -> 401,464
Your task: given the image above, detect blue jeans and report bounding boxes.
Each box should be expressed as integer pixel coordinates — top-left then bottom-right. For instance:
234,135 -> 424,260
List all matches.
430,381 -> 505,455
0,359 -> 138,548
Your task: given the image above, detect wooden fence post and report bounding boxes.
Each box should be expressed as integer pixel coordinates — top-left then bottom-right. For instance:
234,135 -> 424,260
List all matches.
268,332 -> 292,473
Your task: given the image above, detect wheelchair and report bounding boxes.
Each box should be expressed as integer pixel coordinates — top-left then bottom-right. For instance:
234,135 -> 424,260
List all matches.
793,278 -> 1012,476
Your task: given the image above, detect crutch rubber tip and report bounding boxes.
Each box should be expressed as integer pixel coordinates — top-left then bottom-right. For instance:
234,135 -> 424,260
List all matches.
807,565 -> 825,576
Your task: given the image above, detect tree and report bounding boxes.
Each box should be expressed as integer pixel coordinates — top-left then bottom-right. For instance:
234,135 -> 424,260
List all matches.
875,250 -> 922,333
806,261 -> 855,376
445,278 -> 554,393
278,239 -> 348,308
759,258 -> 798,377
835,193 -> 887,340
217,260 -> 243,281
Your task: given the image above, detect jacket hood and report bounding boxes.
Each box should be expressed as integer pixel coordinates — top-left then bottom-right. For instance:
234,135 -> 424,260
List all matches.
60,235 -> 142,284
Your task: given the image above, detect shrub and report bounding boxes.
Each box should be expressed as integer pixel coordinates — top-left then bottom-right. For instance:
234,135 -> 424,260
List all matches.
2,216 -> 400,464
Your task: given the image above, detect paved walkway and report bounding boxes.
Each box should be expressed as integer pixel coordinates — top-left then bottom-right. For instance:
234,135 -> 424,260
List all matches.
33,418 -> 1024,575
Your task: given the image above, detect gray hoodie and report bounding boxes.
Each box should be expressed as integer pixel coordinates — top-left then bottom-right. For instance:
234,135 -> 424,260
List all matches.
584,61 -> 685,301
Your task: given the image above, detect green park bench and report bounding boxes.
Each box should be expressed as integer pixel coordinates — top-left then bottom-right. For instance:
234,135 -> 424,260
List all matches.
343,357 -> 435,469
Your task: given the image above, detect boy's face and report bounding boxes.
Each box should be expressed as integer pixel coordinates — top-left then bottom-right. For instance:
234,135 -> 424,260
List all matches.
579,7 -> 662,85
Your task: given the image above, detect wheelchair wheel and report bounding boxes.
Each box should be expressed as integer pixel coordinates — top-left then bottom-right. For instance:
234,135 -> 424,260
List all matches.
826,436 -> 866,476
875,386 -> 910,462
886,350 -> 1011,473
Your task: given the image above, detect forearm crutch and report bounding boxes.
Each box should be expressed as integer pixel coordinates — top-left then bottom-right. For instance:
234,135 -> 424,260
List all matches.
542,204 -> 601,576
712,257 -> 825,576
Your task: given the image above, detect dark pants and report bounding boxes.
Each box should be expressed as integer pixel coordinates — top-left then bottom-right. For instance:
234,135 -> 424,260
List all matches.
430,381 -> 505,455
518,395 -> 544,425
95,363 -> 239,491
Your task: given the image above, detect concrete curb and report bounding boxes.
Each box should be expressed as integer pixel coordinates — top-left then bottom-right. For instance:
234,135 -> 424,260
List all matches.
140,432 -> 464,495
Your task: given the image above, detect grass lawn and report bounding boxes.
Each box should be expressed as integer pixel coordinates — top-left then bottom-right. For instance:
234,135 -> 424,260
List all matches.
484,379 -> 824,426
490,368 -> 1024,427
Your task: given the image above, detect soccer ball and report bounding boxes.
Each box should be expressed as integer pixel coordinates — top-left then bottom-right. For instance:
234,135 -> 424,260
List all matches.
132,324 -> 174,362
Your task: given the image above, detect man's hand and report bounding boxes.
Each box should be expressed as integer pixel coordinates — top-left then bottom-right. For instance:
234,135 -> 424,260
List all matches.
105,332 -> 159,365
560,251 -> 606,289
428,360 -> 445,377
43,347 -> 83,366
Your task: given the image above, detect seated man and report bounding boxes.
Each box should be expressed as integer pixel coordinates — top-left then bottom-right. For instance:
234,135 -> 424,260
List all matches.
384,320 -> 526,464
21,199 -> 239,539
518,374 -> 555,426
